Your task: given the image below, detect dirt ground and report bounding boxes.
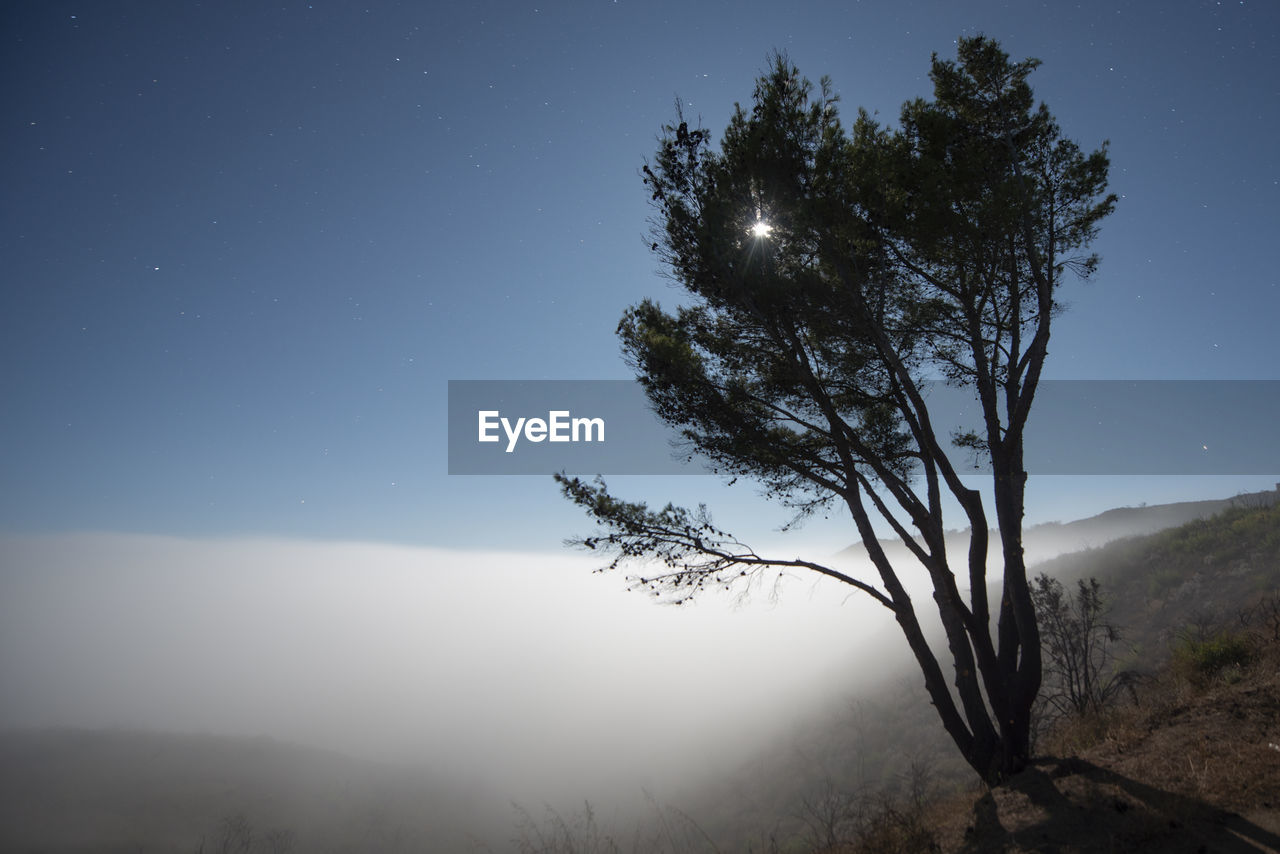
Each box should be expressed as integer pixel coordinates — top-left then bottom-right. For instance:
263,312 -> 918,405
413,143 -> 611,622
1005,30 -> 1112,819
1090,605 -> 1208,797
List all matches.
931,647 -> 1280,853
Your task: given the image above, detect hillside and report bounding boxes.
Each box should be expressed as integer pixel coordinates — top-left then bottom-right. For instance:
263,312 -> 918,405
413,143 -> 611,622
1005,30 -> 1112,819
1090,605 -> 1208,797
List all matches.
838,485 -> 1280,570
929,622 -> 1280,853
1033,499 -> 1280,669
675,496 -> 1280,851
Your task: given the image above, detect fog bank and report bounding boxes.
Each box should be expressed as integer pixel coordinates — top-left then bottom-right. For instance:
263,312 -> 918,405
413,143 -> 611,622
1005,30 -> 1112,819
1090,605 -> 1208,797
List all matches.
0,532 -> 899,804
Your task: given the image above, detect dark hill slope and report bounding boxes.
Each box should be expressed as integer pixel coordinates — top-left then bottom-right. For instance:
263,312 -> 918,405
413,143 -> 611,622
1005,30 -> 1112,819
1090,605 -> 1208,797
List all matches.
931,625 -> 1280,853
683,500 -> 1280,852
1031,500 -> 1280,666
0,728 -> 498,852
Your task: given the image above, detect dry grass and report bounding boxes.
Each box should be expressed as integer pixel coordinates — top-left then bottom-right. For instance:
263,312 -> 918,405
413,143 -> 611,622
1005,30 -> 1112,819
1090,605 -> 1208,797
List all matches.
810,624 -> 1280,853
919,630 -> 1280,853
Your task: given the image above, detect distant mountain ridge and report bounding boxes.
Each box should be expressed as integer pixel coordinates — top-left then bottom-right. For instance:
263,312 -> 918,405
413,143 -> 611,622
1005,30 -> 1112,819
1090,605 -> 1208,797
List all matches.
838,484 -> 1280,568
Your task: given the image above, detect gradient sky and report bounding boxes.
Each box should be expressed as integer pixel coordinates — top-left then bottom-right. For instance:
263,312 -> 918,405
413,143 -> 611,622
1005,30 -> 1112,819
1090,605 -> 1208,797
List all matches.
3,0 -> 1278,552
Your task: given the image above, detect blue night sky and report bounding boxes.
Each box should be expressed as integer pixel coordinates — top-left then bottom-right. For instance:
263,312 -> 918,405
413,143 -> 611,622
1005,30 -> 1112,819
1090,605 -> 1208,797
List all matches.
3,0 -> 1278,550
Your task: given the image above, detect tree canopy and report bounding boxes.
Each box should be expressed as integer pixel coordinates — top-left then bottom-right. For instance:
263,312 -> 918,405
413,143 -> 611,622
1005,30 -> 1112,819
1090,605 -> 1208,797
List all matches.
558,36 -> 1116,784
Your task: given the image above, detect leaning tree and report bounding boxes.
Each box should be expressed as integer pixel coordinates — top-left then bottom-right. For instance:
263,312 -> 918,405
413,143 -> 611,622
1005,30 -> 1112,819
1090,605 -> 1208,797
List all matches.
558,37 -> 1115,784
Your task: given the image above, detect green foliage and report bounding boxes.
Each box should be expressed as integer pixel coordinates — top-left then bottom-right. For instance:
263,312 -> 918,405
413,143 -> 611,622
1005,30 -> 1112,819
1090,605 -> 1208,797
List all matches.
1029,499 -> 1280,678
1153,503 -> 1280,565
1173,630 -> 1255,686
627,40 -> 1115,504
1145,564 -> 1187,600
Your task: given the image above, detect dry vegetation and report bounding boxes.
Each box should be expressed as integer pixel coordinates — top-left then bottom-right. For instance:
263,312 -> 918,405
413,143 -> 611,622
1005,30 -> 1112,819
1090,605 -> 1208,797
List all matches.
675,499 -> 1280,853
848,500 -> 1280,854
925,624 -> 1280,853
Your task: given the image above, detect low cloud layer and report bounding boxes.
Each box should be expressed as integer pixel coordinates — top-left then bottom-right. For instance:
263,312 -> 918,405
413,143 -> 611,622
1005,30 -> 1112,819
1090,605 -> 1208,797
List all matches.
0,532 -> 897,803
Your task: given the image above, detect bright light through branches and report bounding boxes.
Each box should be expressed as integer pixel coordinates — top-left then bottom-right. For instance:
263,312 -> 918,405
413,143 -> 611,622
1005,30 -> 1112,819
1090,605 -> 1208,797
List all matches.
750,220 -> 772,239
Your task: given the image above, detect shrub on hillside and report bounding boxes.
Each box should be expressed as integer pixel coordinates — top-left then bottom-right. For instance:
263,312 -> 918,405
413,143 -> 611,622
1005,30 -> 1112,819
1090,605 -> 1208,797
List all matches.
1172,628 -> 1254,686
1031,575 -> 1136,729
